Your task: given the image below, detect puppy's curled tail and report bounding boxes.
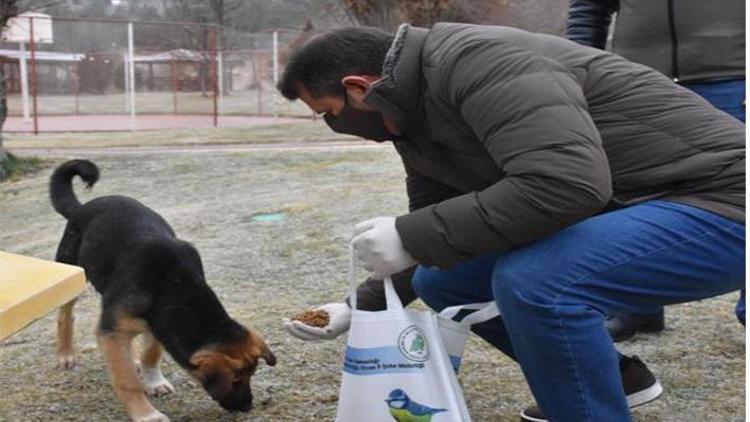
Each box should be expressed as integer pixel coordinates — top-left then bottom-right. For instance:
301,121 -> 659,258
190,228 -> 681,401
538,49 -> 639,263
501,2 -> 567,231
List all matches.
50,159 -> 99,219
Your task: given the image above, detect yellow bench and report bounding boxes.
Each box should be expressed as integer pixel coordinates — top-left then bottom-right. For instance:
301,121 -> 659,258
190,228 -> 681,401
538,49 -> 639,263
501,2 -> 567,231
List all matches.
0,251 -> 86,341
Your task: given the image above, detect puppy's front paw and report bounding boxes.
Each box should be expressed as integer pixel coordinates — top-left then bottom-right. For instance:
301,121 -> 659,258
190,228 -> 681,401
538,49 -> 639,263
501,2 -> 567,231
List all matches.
56,353 -> 76,369
144,378 -> 175,397
133,410 -> 170,422
141,367 -> 176,397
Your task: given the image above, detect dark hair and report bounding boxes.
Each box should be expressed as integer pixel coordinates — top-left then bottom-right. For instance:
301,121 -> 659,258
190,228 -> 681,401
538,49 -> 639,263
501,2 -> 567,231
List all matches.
277,27 -> 394,100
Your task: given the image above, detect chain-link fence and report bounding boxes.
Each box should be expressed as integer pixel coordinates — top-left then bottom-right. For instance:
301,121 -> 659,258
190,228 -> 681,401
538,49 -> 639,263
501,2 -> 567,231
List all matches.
1,15 -> 313,133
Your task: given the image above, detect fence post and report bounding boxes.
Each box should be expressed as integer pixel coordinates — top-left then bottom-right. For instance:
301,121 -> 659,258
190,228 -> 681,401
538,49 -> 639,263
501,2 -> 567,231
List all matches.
217,51 -> 223,117
73,61 -> 80,115
272,30 -> 278,121
171,56 -> 177,114
28,16 -> 38,135
17,42 -> 30,122
210,25 -> 218,127
123,52 -> 129,113
257,53 -> 263,115
127,21 -> 136,131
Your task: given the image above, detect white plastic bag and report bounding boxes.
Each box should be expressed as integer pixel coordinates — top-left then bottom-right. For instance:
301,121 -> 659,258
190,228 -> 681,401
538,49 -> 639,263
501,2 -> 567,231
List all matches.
335,252 -> 499,422
439,301 -> 500,374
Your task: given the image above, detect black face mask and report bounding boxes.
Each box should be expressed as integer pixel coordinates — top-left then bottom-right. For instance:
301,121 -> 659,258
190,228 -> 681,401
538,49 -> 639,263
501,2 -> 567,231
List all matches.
323,95 -> 394,142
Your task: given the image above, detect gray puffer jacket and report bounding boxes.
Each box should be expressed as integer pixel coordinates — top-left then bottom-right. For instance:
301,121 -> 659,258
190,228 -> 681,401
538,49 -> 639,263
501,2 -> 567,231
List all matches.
566,0 -> 746,83
362,23 -> 744,270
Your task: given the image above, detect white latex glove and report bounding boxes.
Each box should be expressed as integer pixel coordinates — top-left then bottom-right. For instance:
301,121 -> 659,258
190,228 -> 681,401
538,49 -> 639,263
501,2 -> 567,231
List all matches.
282,303 -> 351,341
351,216 -> 417,279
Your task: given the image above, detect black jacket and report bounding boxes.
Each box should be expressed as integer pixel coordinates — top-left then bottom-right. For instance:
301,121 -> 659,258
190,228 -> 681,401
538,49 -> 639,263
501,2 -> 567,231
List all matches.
567,0 -> 746,82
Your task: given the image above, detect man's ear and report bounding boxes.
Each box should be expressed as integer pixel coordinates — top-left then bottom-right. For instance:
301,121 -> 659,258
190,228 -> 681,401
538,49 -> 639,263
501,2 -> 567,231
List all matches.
342,75 -> 374,104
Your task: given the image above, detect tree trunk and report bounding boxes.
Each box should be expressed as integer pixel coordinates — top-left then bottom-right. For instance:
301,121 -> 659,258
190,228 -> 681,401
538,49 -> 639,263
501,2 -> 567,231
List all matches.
0,0 -> 17,180
0,57 -> 8,179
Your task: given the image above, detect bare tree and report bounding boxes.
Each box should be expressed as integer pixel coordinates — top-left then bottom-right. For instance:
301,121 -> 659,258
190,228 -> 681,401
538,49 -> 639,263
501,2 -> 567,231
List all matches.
339,0 -> 487,30
141,0 -> 244,97
489,0 -> 568,35
0,0 -> 56,176
399,0 -> 487,26
206,0 -> 242,28
339,0 -> 567,34
341,0 -> 401,30
0,0 -> 21,172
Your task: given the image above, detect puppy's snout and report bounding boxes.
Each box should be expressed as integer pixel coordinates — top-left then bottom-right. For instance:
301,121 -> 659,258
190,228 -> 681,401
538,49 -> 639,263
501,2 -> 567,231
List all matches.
218,385 -> 253,412
220,397 -> 252,412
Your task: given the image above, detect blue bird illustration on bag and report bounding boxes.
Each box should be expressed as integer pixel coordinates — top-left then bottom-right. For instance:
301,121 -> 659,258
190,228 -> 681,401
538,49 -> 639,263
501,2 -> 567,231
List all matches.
385,388 -> 447,422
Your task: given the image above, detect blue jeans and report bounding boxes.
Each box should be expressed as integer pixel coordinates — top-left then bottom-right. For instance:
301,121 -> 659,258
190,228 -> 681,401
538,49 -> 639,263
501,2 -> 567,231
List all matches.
412,201 -> 744,421
682,79 -> 745,123
682,78 -> 746,324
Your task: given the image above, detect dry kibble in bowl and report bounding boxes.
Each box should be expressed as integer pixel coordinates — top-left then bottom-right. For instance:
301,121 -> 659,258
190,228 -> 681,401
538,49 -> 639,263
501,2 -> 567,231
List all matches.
291,309 -> 330,327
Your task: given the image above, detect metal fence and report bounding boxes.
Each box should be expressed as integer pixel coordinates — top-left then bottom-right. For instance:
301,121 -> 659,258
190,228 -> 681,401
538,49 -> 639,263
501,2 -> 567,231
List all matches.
0,15 -> 313,133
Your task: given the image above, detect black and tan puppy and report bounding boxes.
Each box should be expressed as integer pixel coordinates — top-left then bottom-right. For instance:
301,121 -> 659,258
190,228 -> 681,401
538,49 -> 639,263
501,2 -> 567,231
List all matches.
50,159 -> 276,422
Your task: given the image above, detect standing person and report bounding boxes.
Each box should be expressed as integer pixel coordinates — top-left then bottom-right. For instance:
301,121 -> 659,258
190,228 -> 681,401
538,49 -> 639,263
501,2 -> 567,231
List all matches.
278,24 -> 745,421
567,0 -> 746,341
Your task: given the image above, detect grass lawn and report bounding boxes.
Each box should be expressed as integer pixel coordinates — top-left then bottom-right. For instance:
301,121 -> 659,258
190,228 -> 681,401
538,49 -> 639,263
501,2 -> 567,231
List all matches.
5,120 -> 354,150
6,89 -> 313,117
0,152 -> 48,181
0,147 -> 744,421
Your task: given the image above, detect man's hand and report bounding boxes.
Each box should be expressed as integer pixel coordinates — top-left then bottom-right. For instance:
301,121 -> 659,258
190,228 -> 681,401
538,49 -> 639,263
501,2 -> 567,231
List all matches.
352,216 -> 417,279
283,303 -> 351,341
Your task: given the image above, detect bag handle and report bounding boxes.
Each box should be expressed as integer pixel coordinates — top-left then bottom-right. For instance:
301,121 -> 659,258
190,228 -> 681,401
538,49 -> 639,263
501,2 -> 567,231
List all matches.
349,244 -> 358,311
383,276 -> 403,311
440,301 -> 500,326
349,244 -> 403,312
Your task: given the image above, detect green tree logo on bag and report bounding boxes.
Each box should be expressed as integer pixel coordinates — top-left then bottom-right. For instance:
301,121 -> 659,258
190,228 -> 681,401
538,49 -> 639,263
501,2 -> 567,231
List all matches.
398,325 -> 430,362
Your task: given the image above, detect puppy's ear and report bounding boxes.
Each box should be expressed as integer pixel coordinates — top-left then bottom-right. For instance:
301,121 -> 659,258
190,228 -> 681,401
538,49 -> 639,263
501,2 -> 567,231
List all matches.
190,349 -> 243,380
248,330 -> 276,367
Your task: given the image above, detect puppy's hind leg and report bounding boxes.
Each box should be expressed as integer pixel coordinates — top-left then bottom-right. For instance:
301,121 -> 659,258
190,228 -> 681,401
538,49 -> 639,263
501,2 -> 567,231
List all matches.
56,298 -> 77,369
55,225 -> 82,369
140,333 -> 175,397
98,319 -> 169,422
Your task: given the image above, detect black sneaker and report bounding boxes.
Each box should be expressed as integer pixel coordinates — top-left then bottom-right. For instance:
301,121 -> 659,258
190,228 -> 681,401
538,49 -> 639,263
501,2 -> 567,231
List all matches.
606,310 -> 665,342
519,355 -> 663,422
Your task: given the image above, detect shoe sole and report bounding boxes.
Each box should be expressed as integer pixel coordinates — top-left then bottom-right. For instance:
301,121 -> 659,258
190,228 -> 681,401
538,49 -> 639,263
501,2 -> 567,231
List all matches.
519,410 -> 547,422
519,381 -> 664,422
627,380 -> 663,408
